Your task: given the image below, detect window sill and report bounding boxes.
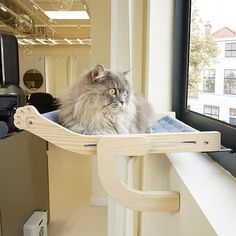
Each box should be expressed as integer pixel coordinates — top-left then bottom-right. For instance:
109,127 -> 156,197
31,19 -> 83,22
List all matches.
167,152 -> 236,236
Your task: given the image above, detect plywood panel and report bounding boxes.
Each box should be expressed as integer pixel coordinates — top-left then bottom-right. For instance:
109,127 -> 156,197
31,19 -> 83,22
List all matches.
0,131 -> 49,236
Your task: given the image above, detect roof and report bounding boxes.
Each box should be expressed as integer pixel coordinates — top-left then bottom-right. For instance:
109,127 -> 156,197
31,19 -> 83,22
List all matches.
212,27 -> 236,38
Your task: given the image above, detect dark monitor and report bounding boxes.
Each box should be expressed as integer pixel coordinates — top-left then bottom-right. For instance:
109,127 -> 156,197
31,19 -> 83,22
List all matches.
0,31 -> 20,87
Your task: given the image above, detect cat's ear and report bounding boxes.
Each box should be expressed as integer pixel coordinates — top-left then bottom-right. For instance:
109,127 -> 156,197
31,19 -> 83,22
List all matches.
91,64 -> 105,82
123,70 -> 131,81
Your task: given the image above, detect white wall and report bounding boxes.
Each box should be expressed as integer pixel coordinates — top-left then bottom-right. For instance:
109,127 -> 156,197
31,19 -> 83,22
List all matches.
147,0 -> 174,112
141,154 -> 217,236
141,0 -> 175,234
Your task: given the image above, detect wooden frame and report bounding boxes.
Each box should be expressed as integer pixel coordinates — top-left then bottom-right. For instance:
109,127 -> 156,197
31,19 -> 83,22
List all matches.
14,105 -> 221,212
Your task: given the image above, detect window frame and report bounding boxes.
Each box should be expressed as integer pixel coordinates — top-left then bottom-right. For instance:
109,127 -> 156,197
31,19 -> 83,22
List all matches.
224,69 -> 236,95
229,108 -> 236,125
203,69 -> 216,93
203,105 -> 219,119
172,0 -> 236,177
225,43 -> 236,57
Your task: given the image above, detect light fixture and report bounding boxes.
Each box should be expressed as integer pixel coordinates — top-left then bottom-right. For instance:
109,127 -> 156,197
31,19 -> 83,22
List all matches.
64,38 -> 72,44
77,38 -> 83,44
36,38 -> 47,45
81,38 -> 91,45
44,11 -> 89,20
24,39 -> 35,45
0,6 -> 7,12
50,0 -> 73,11
18,40 -> 26,45
48,38 -> 57,44
32,5 -> 38,10
79,24 -> 91,28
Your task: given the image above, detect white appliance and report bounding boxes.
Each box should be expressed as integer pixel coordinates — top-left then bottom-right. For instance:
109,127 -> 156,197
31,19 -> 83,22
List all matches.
23,211 -> 47,236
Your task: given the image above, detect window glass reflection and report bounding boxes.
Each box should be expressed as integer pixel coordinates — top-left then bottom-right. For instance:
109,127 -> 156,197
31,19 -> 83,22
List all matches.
187,0 -> 236,126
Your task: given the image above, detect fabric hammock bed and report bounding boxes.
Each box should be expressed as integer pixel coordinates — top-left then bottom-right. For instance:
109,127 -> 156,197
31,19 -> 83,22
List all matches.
14,105 -> 221,213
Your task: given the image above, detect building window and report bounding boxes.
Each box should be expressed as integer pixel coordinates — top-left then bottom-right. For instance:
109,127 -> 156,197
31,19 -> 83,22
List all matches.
224,69 -> 236,95
229,108 -> 236,125
203,105 -> 219,119
225,43 -> 236,57
203,69 -> 215,93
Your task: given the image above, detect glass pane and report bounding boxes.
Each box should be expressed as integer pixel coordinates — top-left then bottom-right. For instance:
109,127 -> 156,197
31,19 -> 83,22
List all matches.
225,51 -> 232,57
187,0 -> 236,125
225,43 -> 232,50
232,80 -> 236,94
225,70 -> 230,78
224,79 -> 232,94
229,108 -> 236,116
204,105 -> 211,114
212,106 -> 219,115
212,114 -> 219,119
232,43 -> 236,50
230,70 -> 236,78
229,117 -> 236,125
203,78 -> 215,93
209,69 -> 215,77
203,69 -> 209,77
232,51 -> 236,57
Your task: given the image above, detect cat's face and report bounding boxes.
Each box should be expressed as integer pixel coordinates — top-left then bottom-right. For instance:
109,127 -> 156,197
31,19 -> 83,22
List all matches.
83,65 -> 133,113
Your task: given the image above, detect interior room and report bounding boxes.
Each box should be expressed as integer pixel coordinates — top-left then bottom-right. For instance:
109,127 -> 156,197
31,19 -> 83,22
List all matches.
0,0 -> 236,236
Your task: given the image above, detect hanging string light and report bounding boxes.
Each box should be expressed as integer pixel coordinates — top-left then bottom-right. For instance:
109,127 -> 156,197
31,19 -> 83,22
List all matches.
15,14 -> 33,33
50,0 -> 74,11
23,44 -> 33,59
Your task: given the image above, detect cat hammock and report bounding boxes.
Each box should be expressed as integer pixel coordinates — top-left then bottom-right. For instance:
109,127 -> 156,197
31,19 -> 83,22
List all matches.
14,105 -> 221,212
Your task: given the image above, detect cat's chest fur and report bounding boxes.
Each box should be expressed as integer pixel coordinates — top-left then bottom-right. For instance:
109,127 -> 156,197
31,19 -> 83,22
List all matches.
73,99 -> 136,135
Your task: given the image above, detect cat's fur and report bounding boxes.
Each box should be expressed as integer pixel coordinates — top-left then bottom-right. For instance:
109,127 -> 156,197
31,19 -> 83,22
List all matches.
59,64 -> 156,135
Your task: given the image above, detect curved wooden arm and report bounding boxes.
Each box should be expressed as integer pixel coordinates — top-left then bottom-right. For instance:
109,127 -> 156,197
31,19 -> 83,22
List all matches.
97,136 -> 180,212
14,105 -> 99,155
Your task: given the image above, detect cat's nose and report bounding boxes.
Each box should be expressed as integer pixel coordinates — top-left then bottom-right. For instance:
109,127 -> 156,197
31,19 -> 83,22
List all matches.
120,101 -> 124,105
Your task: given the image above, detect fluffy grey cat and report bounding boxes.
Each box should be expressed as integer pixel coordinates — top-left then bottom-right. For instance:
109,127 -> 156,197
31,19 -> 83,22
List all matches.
59,64 -> 156,135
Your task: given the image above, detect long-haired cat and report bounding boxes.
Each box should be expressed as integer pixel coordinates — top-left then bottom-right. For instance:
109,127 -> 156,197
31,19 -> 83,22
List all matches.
59,64 -> 156,135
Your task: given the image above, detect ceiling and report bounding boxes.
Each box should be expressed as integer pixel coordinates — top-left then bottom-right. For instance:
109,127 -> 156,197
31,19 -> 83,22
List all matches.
0,0 -> 91,46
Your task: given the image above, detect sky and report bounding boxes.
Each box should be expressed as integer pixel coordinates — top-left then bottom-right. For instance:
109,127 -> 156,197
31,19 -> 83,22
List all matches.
195,0 -> 236,33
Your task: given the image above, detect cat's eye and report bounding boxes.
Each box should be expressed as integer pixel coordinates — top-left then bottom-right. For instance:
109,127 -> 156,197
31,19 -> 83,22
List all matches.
123,91 -> 128,97
108,88 -> 116,96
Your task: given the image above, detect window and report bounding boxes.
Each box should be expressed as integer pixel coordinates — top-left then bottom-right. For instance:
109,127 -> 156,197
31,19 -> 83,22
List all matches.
224,69 -> 236,95
229,108 -> 236,125
173,0 -> 236,177
225,43 -> 236,57
203,69 -> 215,93
203,105 -> 219,119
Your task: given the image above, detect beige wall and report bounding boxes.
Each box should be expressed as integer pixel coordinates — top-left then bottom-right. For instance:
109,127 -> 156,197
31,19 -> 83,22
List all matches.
19,52 -> 46,94
19,45 -> 91,97
91,0 -> 111,68
90,0 -> 111,200
19,45 -> 90,56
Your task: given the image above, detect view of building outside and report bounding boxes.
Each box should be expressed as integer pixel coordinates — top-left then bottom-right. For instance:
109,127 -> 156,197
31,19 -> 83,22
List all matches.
187,0 -> 236,126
